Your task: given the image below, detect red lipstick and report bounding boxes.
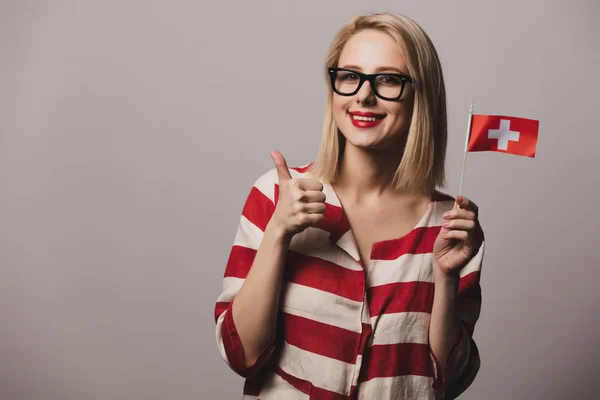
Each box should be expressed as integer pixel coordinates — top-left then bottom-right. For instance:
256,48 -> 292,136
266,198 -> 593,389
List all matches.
348,111 -> 386,128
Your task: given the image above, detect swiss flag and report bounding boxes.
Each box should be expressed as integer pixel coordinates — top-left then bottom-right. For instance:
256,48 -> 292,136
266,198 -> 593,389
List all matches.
468,114 -> 539,157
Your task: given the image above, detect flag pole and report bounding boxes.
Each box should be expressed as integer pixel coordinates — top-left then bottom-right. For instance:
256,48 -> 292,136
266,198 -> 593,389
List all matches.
457,101 -> 474,198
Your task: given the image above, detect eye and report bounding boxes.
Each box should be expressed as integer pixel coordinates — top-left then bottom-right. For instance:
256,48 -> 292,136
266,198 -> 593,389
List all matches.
339,72 -> 360,82
377,75 -> 403,86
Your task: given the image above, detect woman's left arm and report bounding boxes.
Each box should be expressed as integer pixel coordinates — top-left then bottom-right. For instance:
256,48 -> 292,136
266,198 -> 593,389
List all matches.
429,196 -> 485,395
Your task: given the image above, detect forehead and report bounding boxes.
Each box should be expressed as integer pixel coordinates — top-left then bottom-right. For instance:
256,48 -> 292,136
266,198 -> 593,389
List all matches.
338,29 -> 407,72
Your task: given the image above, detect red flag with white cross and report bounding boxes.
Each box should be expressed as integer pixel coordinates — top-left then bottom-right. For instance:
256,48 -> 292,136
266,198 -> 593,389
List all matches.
467,114 -> 540,158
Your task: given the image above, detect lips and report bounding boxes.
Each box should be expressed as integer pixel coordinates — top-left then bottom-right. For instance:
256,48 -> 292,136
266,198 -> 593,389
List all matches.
348,111 -> 386,128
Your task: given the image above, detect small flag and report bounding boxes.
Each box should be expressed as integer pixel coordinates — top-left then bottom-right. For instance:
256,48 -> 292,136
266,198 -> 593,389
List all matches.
468,114 -> 539,157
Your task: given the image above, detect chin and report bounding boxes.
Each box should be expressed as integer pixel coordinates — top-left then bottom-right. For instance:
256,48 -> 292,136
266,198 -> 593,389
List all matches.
340,126 -> 387,149
344,135 -> 387,150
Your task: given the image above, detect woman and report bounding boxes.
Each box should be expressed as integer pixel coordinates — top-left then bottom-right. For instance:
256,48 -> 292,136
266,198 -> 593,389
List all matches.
214,12 -> 485,400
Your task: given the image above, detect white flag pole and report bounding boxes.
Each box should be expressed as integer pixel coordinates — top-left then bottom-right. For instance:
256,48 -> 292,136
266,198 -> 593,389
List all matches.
457,101 -> 474,198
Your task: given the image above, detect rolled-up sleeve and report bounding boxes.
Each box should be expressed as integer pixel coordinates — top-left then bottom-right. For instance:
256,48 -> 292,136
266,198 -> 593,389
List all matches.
431,241 -> 485,398
214,169 -> 278,378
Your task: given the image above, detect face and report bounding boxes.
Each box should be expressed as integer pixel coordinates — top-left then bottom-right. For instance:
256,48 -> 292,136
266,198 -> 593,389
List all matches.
332,29 -> 414,151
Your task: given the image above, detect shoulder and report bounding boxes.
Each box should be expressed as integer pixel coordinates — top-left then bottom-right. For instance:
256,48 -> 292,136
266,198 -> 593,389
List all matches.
430,190 -> 456,216
430,191 -> 485,232
250,162 -> 315,201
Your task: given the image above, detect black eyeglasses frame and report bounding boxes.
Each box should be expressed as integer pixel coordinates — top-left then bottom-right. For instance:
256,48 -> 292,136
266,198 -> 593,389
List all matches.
327,67 -> 414,101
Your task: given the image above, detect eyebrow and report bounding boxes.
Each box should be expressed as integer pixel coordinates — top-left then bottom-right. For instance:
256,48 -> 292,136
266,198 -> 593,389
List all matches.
340,64 -> 407,74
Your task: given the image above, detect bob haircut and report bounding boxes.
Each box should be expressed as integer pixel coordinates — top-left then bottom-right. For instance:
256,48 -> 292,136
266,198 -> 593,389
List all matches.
309,12 -> 447,194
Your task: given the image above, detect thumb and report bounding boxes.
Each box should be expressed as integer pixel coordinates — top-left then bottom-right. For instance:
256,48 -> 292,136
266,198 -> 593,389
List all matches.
453,196 -> 462,210
271,150 -> 293,182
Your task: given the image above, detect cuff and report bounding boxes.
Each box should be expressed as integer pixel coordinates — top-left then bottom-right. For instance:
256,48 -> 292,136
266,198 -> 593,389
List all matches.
221,301 -> 276,378
431,323 -> 470,393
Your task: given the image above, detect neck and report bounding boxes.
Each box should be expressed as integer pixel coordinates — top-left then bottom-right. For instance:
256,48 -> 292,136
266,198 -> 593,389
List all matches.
335,142 -> 403,201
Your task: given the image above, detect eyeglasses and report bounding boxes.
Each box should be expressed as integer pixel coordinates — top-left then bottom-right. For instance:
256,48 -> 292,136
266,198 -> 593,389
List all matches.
328,68 -> 413,101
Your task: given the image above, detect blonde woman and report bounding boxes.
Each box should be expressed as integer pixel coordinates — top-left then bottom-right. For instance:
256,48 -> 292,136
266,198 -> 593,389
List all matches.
214,12 -> 485,400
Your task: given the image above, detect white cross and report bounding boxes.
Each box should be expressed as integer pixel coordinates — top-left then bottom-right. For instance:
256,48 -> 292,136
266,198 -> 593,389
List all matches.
487,119 -> 520,150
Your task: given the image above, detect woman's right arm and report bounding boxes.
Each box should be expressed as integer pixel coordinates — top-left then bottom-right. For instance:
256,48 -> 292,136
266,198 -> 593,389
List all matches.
214,151 -> 325,377
230,219 -> 290,367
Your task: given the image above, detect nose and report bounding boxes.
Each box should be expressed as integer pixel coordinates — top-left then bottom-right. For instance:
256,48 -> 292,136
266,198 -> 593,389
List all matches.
355,79 -> 376,104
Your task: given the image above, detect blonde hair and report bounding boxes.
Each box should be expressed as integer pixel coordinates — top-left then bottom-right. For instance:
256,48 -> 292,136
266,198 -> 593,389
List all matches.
309,12 -> 447,193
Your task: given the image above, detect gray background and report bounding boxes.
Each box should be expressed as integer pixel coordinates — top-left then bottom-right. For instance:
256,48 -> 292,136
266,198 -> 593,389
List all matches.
1,1 -> 599,399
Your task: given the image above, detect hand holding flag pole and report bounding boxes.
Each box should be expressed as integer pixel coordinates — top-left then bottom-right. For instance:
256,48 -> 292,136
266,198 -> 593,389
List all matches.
435,103 -> 540,274
434,100 -> 480,275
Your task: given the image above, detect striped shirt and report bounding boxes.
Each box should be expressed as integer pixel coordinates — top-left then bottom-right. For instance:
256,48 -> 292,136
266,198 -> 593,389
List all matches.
214,165 -> 484,400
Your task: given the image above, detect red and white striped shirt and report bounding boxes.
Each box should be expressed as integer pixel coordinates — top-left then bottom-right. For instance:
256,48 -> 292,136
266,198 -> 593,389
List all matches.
214,165 -> 484,400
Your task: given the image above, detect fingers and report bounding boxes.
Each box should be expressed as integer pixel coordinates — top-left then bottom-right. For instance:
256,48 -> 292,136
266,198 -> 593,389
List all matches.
270,152 -> 324,192
443,208 -> 476,222
287,201 -> 325,232
291,189 -> 326,214
442,230 -> 469,241
296,179 -> 324,192
271,150 -> 293,182
300,213 -> 325,226
300,202 -> 327,214
455,195 -> 479,216
298,190 -> 326,203
270,151 -> 326,236
443,196 -> 482,245
443,218 -> 475,231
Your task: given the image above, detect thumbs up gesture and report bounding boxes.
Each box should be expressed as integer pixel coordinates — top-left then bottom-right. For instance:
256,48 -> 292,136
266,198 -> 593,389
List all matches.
269,151 -> 326,239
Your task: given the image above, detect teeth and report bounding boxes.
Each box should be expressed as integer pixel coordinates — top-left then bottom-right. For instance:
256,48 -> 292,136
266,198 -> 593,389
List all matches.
352,115 -> 382,122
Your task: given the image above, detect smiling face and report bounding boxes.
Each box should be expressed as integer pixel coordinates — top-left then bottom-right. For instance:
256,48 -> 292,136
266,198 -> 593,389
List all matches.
332,29 -> 414,152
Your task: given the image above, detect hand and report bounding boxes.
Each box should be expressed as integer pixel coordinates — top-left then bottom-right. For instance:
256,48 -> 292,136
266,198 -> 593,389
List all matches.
268,151 -> 326,239
433,195 -> 484,276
